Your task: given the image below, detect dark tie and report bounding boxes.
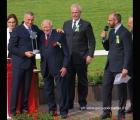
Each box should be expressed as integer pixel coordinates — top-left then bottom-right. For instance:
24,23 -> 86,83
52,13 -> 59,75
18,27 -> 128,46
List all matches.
112,29 -> 115,34
45,34 -> 50,47
28,28 -> 32,34
72,21 -> 76,32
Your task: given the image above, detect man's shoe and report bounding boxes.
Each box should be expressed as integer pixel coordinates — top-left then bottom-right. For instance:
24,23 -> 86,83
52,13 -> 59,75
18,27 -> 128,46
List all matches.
60,114 -> 68,119
116,114 -> 125,120
79,106 -> 87,110
125,107 -> 133,113
100,112 -> 111,119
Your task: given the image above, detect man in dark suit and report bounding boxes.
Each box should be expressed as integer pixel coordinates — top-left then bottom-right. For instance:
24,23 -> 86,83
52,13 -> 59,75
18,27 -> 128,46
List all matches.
39,20 -> 70,119
8,11 -> 42,116
62,4 -> 96,110
100,12 -> 133,119
125,15 -> 133,114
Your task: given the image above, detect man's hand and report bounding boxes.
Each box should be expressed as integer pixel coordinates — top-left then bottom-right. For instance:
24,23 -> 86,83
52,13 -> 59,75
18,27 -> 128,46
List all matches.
121,69 -> 128,78
25,51 -> 34,58
60,67 -> 67,77
86,56 -> 92,65
56,29 -> 65,33
101,31 -> 107,39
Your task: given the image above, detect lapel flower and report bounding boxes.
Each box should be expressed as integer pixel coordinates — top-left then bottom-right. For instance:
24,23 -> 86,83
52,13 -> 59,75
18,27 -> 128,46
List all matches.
116,35 -> 120,44
75,24 -> 81,32
52,41 -> 62,48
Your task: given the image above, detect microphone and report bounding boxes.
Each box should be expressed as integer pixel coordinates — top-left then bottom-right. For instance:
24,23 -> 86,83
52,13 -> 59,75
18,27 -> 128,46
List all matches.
103,26 -> 109,40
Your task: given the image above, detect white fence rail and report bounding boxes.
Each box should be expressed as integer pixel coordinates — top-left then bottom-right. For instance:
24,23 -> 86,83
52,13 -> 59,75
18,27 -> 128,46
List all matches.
35,50 -> 108,59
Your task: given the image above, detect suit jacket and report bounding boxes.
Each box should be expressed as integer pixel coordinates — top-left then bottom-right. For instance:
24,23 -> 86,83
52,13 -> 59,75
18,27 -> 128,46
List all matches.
63,19 -> 96,64
39,30 -> 70,77
8,24 -> 42,69
102,25 -> 133,72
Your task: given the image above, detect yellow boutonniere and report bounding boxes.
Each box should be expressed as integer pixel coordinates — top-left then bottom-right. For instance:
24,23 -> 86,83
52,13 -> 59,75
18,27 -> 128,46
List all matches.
75,24 -> 81,32
116,35 -> 120,44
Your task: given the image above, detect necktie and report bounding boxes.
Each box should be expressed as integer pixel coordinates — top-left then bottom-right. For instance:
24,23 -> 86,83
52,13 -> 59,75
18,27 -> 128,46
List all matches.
45,34 -> 50,47
28,28 -> 32,34
72,21 -> 76,32
112,29 -> 115,34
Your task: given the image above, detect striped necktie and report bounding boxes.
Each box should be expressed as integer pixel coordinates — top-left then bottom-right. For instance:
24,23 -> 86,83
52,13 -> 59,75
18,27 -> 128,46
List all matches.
72,21 -> 76,32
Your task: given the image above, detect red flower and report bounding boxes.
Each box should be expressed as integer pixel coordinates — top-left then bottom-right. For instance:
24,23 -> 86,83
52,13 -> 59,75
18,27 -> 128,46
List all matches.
68,114 -> 72,118
54,117 -> 59,120
121,118 -> 125,120
54,110 -> 58,115
41,109 -> 47,113
128,114 -> 133,118
52,42 -> 57,46
113,118 -> 117,120
34,115 -> 39,120
110,111 -> 112,115
52,41 -> 62,48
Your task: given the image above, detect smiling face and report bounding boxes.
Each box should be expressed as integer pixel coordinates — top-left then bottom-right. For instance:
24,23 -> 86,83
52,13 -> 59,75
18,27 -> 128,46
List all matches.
24,14 -> 34,28
41,20 -> 52,35
71,5 -> 81,21
128,17 -> 133,31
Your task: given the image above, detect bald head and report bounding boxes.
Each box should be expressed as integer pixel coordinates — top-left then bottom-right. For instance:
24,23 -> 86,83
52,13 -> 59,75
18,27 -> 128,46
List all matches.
41,20 -> 53,35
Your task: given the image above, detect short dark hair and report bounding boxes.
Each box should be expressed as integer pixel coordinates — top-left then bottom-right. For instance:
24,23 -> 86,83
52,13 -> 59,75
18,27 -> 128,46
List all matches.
7,14 -> 18,26
113,13 -> 121,23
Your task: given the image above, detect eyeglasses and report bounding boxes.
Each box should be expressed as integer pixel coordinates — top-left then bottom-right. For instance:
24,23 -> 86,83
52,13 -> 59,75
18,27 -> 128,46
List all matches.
8,21 -> 16,24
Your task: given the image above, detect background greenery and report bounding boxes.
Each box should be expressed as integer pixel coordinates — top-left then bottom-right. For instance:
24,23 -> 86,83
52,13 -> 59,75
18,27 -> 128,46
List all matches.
7,0 -> 132,84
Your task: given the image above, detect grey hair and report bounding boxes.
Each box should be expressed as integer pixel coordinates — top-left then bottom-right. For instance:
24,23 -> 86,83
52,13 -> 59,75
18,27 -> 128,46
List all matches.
41,19 -> 53,27
71,4 -> 82,11
24,11 -> 34,18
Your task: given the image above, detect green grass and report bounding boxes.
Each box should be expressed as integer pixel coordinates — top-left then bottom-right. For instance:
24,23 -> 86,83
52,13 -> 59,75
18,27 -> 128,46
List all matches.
7,0 -> 132,77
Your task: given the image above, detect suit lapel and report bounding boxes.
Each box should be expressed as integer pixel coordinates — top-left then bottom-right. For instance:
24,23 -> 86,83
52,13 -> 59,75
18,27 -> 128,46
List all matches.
110,25 -> 123,43
69,20 -> 73,34
42,34 -> 46,48
21,24 -> 30,35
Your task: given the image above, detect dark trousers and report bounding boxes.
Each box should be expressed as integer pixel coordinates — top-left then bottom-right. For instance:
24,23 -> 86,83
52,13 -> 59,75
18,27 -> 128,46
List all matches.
43,73 -> 68,115
67,60 -> 88,107
102,67 -> 127,115
10,64 -> 33,115
127,78 -> 133,106
127,69 -> 133,108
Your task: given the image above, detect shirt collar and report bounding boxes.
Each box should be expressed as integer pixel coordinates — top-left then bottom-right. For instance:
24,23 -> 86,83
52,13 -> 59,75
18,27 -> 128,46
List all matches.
114,24 -> 122,33
45,30 -> 52,37
23,23 -> 32,29
72,18 -> 80,24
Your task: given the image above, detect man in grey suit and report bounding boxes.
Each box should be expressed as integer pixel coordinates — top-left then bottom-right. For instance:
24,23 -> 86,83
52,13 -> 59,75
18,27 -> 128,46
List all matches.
59,4 -> 96,110
100,12 -> 133,119
8,11 -> 42,116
